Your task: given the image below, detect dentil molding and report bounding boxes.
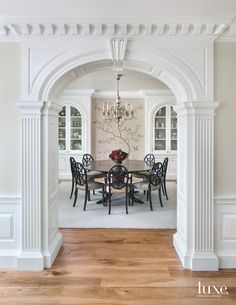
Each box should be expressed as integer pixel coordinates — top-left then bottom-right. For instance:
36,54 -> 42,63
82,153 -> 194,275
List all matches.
0,21 -> 229,39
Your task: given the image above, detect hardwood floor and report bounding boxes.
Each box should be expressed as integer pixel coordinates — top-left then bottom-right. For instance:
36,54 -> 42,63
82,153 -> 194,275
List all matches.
1,229 -> 236,305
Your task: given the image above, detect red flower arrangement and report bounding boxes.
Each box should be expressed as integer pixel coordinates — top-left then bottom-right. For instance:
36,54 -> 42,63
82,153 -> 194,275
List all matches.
109,149 -> 128,163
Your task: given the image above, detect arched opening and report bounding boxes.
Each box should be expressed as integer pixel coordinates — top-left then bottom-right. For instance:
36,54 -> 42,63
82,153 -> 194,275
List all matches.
18,51 -> 218,271
40,55 -> 193,268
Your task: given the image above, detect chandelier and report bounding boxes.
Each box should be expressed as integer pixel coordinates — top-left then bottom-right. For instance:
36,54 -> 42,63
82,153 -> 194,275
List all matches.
103,74 -> 134,123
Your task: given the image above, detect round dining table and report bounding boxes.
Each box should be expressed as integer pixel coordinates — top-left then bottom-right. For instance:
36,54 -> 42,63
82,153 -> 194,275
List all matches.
86,159 -> 152,204
86,159 -> 152,173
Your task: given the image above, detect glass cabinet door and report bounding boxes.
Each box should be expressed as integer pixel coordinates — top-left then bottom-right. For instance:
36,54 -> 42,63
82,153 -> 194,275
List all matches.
170,106 -> 177,151
70,106 -> 82,151
154,105 -> 177,153
58,105 -> 82,151
58,106 -> 66,150
154,106 -> 167,151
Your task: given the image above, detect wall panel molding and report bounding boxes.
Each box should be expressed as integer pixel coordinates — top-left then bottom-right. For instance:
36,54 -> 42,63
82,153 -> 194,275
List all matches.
0,197 -> 21,204
214,196 -> 236,268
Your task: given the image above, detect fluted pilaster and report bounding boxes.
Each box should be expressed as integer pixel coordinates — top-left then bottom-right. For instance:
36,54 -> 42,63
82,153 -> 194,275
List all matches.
17,101 -> 44,270
174,101 -> 219,271
192,102 -> 219,270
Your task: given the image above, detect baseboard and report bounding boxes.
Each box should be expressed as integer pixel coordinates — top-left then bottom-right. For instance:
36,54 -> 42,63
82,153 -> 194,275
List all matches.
216,251 -> 236,268
44,231 -> 63,268
0,250 -> 19,268
173,232 -> 191,269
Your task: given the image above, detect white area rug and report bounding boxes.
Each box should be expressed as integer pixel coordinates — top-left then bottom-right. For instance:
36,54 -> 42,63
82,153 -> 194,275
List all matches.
58,181 -> 177,228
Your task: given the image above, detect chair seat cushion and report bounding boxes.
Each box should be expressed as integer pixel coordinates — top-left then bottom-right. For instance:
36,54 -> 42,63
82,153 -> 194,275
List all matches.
133,171 -> 150,179
77,181 -> 104,191
87,171 -> 105,179
133,181 -> 160,191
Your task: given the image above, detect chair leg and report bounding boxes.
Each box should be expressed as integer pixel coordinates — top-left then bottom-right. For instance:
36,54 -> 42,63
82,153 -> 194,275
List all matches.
164,178 -> 168,200
125,189 -> 128,214
93,190 -> 95,195
108,192 -> 112,215
108,189 -> 111,215
88,190 -> 91,201
73,188 -> 78,207
162,183 -> 165,196
149,187 -> 153,211
102,187 -> 106,206
83,190 -> 88,211
158,188 -> 163,207
146,190 -> 149,201
70,177 -> 75,199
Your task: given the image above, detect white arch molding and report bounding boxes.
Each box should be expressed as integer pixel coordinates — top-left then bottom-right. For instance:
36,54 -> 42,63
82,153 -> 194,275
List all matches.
17,49 -> 219,271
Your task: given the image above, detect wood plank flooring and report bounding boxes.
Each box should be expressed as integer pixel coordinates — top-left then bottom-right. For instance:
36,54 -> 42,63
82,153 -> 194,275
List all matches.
0,229 -> 236,305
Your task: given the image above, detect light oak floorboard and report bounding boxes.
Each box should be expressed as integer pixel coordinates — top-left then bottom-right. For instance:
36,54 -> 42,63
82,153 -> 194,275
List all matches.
0,228 -> 235,305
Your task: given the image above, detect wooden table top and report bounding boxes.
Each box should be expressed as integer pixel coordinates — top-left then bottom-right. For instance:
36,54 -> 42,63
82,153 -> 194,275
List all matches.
86,159 -> 151,173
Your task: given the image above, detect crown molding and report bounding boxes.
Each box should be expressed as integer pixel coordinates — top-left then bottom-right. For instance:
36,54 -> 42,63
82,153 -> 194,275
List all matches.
216,25 -> 236,42
0,18 -> 230,39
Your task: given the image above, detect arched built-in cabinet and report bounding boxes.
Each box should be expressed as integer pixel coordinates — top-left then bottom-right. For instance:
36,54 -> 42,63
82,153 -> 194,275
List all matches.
58,105 -> 83,152
58,90 -> 93,178
153,105 -> 177,153
144,91 -> 177,179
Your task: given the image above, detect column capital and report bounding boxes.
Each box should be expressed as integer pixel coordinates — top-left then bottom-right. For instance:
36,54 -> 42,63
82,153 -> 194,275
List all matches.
17,100 -> 44,116
175,101 -> 219,116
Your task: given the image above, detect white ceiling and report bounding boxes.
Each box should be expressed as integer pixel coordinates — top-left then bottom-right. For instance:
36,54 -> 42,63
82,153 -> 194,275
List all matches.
0,0 -> 235,23
65,68 -> 167,91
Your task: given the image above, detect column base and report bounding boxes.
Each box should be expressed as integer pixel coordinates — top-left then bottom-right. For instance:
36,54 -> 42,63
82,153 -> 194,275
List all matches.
17,251 -> 44,271
191,252 -> 219,271
174,233 -> 219,271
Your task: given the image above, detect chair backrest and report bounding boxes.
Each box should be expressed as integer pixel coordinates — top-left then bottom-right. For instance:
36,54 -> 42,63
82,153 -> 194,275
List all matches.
162,157 -> 168,178
72,162 -> 87,187
70,157 -> 77,177
149,162 -> 163,186
144,153 -> 155,167
82,153 -> 94,167
107,165 -> 130,189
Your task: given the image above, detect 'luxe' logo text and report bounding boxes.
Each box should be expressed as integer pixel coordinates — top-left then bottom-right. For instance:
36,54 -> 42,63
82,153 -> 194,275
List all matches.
198,281 -> 229,297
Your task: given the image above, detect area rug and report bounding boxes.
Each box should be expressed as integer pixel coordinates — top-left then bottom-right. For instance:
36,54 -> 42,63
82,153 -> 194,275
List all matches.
58,181 -> 177,228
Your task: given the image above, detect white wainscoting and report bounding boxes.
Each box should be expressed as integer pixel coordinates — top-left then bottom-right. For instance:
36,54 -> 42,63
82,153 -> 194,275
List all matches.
214,196 -> 236,268
0,196 -> 21,268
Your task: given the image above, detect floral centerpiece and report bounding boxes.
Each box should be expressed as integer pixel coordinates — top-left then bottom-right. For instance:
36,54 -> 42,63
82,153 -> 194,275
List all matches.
109,149 -> 128,164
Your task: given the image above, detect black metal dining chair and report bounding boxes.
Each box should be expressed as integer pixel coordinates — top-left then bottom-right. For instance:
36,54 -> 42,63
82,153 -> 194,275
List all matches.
132,162 -> 163,211
82,153 -> 105,180
72,161 -> 105,210
105,165 -> 132,214
133,153 -> 155,179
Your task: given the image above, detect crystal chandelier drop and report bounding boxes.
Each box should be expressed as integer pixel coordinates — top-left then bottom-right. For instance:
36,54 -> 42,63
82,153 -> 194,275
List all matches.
103,74 -> 134,123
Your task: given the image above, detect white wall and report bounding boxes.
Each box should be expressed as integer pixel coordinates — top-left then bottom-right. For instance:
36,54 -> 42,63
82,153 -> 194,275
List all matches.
0,43 -> 21,196
214,42 -> 236,268
214,42 -> 236,197
0,43 -> 21,267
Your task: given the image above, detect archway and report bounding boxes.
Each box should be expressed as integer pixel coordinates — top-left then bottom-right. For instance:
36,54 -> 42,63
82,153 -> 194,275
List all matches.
17,50 -> 219,271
